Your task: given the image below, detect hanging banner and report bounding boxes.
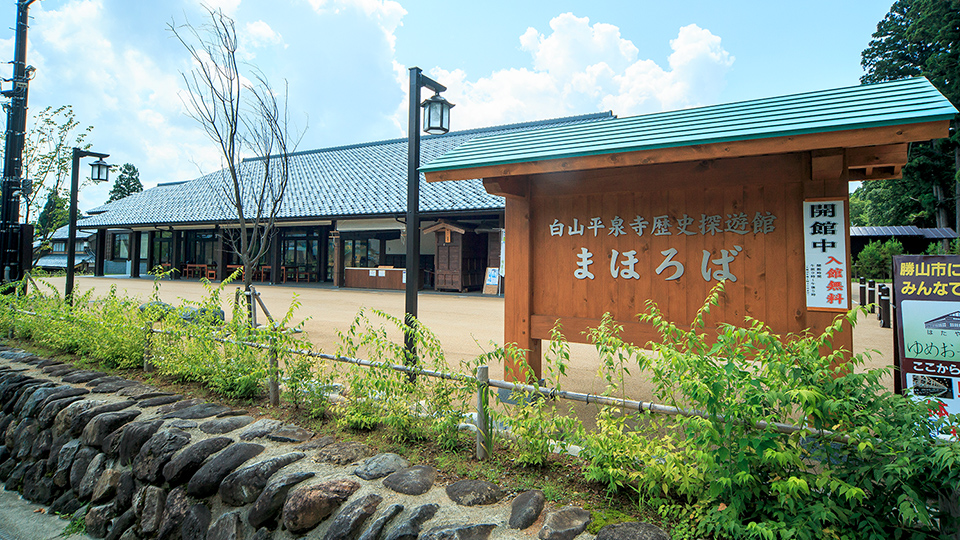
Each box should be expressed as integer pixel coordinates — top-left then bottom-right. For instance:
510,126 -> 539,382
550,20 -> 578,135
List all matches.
894,254 -> 960,421
802,199 -> 848,311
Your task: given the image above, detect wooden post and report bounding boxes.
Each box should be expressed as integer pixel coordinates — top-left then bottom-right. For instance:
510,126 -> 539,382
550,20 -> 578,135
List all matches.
94,230 -> 106,276
496,176 -> 541,381
476,365 -> 491,460
143,322 -> 155,372
130,231 -> 141,278
268,336 -> 279,407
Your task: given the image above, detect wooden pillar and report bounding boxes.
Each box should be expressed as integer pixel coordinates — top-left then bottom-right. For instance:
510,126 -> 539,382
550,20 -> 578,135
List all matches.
319,226 -> 329,282
146,231 -> 155,272
331,231 -> 344,287
487,176 -> 541,382
130,231 -> 141,278
807,149 -> 854,358
171,230 -> 181,279
94,230 -> 106,276
270,229 -> 282,285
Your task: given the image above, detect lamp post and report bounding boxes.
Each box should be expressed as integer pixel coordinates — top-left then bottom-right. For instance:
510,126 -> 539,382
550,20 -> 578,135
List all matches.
405,66 -> 453,362
65,148 -> 110,304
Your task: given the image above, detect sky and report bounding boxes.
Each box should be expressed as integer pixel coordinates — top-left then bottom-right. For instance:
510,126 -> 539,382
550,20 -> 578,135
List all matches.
0,0 -> 896,214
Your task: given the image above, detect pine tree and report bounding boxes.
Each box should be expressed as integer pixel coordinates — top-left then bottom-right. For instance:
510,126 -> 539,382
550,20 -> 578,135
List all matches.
36,190 -> 68,240
859,0 -> 960,230
106,163 -> 143,203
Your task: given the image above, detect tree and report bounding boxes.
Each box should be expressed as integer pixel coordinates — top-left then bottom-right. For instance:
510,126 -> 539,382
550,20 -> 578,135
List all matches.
106,163 -> 143,203
860,0 -> 960,230
169,8 -> 302,307
0,105 -> 93,239
35,190 -> 67,244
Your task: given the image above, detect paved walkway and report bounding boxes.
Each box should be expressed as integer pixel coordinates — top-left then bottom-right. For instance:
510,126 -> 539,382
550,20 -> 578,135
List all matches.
37,275 -> 896,401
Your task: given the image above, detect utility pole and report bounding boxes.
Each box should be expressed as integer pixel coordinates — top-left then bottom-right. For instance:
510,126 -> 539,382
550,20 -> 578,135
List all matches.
0,0 -> 38,288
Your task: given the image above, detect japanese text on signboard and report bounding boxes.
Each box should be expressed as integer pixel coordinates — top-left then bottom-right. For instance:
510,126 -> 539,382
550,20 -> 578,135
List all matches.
802,200 -> 848,310
550,211 -> 776,283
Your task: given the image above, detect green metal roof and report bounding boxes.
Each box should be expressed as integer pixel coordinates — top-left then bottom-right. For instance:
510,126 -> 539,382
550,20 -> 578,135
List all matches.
421,77 -> 958,174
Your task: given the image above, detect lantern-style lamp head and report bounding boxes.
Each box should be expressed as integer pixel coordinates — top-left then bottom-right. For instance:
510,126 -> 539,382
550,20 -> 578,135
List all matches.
89,158 -> 111,183
421,93 -> 453,135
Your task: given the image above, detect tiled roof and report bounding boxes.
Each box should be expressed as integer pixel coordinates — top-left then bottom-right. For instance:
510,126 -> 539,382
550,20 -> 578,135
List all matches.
422,77 -> 958,175
49,224 -> 94,240
850,226 -> 958,239
79,112 -> 613,229
35,253 -> 95,269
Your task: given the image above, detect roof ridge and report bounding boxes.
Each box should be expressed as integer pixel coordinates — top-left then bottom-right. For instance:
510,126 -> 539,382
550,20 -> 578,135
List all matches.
241,111 -> 614,162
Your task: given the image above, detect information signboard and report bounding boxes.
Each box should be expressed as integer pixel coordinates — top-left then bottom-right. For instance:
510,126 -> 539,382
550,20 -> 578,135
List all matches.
894,254 -> 960,418
802,199 -> 849,311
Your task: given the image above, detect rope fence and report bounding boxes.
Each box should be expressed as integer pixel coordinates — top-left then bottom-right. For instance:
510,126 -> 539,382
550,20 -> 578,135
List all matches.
7,303 -> 847,460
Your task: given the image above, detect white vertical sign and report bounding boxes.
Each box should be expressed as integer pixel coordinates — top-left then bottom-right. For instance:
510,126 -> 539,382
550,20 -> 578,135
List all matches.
803,199 -> 849,311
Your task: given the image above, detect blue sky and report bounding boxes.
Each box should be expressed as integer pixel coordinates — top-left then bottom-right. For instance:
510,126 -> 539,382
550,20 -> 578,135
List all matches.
0,0 -> 894,214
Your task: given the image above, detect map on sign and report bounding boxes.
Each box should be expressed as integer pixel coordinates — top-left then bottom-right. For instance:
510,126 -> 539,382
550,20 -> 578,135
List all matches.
894,255 -> 960,427
901,301 -> 960,362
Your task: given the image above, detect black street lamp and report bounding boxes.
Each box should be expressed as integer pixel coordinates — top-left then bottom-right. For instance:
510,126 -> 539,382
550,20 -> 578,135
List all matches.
405,67 -> 453,363
65,148 -> 110,304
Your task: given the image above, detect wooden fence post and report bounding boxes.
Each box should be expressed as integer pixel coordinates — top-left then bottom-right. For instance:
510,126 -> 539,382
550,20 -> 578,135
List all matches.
476,365 -> 491,460
143,322 -> 155,372
268,336 -> 280,407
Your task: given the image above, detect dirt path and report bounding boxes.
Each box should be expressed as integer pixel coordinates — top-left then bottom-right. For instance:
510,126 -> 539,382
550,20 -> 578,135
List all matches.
36,275 -> 896,401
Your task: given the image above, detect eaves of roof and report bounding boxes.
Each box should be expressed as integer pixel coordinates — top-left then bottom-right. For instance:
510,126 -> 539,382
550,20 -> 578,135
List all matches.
422,77 -> 958,181
80,112 -> 613,229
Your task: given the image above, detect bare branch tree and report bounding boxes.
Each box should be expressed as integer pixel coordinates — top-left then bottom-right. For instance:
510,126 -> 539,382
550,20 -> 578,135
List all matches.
169,7 -> 304,315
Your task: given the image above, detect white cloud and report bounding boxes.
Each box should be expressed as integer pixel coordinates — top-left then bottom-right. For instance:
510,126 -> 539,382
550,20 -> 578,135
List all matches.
413,14 -> 735,132
308,0 -> 406,51
201,0 -> 241,16
244,20 -> 284,48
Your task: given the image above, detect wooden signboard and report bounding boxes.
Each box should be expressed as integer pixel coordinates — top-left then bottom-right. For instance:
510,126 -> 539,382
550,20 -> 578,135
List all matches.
486,151 -> 856,379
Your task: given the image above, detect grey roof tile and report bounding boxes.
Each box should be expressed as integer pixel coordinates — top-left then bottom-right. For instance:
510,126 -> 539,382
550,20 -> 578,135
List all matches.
80,112 -> 613,228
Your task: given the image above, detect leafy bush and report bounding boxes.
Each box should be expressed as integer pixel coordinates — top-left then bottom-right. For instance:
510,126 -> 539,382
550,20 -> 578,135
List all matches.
854,238 -> 903,279
638,283 -> 960,539
334,309 -> 473,444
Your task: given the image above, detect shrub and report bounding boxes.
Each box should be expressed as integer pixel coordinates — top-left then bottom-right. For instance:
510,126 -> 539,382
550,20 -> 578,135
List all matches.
854,238 -> 903,279
638,283 -> 960,539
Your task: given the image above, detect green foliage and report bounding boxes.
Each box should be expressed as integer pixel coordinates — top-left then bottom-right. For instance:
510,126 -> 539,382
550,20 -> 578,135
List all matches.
586,509 -> 635,535
862,0 -> 960,107
853,237 -> 903,279
334,309 -> 473,446
638,283 -> 960,539
62,513 -> 87,536
106,163 -> 144,203
0,281 -> 147,368
492,326 -> 581,467
860,0 -> 959,230
16,105 -> 93,233
35,190 -> 68,241
926,237 -> 960,255
851,142 -> 956,228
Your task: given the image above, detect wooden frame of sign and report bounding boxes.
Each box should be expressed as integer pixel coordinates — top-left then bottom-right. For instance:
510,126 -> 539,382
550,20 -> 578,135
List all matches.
427,122 -> 947,380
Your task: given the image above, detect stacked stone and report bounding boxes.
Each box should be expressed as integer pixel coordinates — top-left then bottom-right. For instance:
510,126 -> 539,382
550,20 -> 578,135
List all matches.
0,348 -> 670,540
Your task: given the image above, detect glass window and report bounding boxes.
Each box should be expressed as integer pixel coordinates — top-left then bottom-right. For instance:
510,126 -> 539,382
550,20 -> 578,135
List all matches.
112,233 -> 129,260
367,240 -> 380,267
51,241 -> 66,253
139,232 -> 149,260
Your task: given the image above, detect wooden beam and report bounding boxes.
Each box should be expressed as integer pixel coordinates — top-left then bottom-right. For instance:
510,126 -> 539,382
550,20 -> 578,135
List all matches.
846,143 -> 908,169
424,120 -> 949,183
848,166 -> 903,181
812,149 -> 844,181
483,176 -> 529,198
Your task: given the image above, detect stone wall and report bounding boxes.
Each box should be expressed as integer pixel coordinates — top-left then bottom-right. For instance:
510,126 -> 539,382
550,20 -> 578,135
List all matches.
0,348 -> 669,540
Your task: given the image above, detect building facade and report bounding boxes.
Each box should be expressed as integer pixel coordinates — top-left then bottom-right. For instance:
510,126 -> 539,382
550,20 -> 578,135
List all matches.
77,113 -> 612,290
